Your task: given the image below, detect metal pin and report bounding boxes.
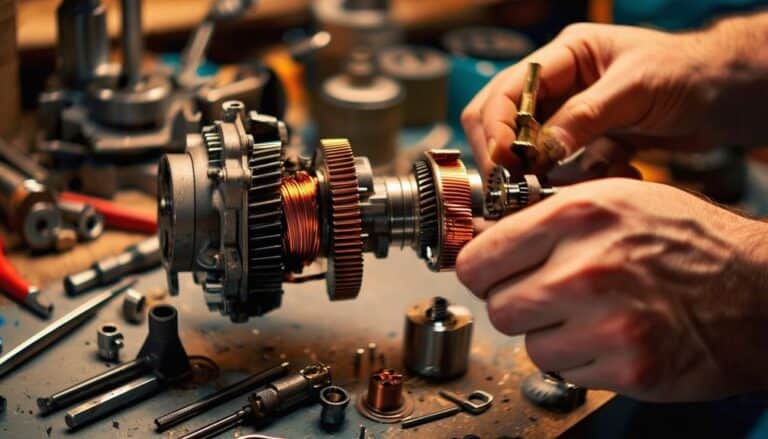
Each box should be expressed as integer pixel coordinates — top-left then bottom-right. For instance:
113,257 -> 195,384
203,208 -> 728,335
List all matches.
367,342 -> 377,366
512,62 -> 542,168
354,348 -> 365,375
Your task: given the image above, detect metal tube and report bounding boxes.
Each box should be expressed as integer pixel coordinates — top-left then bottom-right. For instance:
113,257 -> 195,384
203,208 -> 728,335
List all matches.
0,279 -> 136,379
120,0 -> 143,87
178,407 -> 252,439
65,374 -> 161,429
154,362 -> 290,431
38,357 -> 151,415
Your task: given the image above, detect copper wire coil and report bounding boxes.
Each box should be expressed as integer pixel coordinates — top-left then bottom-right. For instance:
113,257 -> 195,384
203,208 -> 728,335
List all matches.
281,171 -> 321,266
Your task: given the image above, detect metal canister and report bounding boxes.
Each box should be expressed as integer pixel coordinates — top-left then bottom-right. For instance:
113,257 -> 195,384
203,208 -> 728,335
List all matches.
378,46 -> 450,126
404,297 -> 473,379
317,51 -> 404,166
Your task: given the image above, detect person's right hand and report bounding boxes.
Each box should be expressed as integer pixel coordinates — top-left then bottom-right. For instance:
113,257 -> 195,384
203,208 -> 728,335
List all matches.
461,14 -> 768,178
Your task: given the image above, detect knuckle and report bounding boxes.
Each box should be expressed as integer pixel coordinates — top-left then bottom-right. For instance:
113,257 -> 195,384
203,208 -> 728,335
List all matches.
559,22 -> 597,40
455,250 -> 477,290
461,108 -> 480,130
565,99 -> 603,126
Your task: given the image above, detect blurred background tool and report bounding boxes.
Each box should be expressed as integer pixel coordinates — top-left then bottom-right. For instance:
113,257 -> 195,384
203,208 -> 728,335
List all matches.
59,192 -> 157,234
0,278 -> 135,379
0,235 -> 53,318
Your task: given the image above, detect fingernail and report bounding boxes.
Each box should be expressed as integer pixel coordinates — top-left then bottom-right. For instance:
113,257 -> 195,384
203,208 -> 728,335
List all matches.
538,126 -> 570,163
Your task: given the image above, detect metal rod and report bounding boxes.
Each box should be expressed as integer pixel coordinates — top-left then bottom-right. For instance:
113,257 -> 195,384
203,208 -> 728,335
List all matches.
120,0 -> 143,87
0,279 -> 136,379
154,362 -> 290,431
178,406 -> 252,439
519,62 -> 541,117
65,374 -> 161,430
38,357 -> 151,415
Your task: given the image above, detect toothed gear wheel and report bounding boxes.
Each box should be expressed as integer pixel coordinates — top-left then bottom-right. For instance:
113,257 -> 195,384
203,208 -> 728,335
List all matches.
241,140 -> 284,318
521,372 -> 587,413
485,165 -> 529,219
203,125 -> 223,168
413,159 -> 437,259
316,139 -> 363,301
423,150 -> 474,271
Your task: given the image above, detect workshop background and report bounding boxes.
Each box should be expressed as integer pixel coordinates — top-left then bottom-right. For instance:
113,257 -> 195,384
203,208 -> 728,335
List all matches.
0,0 -> 768,438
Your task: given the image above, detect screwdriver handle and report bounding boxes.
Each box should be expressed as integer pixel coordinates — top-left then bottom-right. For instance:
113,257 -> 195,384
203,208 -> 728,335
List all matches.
0,236 -> 31,302
60,192 -> 157,234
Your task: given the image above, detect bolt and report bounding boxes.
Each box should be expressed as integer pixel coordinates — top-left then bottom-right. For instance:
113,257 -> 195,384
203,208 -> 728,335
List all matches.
429,296 -> 449,322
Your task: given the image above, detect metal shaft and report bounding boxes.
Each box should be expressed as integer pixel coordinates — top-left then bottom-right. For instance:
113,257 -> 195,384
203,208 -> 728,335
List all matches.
120,0 -> 143,87
0,279 -> 135,379
401,406 -> 460,429
38,357 -> 151,415
154,362 -> 290,431
178,406 -> 252,439
518,62 -> 540,118
65,374 -> 161,429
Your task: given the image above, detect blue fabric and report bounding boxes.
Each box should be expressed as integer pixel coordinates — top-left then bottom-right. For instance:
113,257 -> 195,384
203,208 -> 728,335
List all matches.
614,0 -> 768,30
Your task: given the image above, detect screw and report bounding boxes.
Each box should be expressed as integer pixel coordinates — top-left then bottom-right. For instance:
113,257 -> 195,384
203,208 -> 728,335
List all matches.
429,296 -> 449,322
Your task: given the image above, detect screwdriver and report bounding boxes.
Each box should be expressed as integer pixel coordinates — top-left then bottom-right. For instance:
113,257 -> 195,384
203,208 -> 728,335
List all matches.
0,236 -> 53,318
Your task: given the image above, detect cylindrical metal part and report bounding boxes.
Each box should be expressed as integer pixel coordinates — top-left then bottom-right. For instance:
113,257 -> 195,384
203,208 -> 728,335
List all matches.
0,163 -> 61,251
319,386 -> 350,432
317,53 -> 404,166
64,237 -> 161,296
154,362 -> 291,432
404,296 -> 474,379
136,304 -> 192,381
38,357 -> 150,415
378,46 -> 450,126
97,323 -> 124,361
122,288 -> 146,323
56,0 -> 109,88
365,368 -> 403,412
0,279 -> 135,379
252,362 -> 332,418
178,407 -> 252,439
59,200 -> 104,241
65,374 -> 161,429
120,0 -> 143,87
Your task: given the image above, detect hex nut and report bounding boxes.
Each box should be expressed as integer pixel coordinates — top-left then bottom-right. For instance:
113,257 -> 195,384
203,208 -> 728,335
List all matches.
122,289 -> 147,323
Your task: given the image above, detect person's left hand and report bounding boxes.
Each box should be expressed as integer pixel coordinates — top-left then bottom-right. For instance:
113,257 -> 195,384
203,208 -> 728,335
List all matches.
456,178 -> 768,402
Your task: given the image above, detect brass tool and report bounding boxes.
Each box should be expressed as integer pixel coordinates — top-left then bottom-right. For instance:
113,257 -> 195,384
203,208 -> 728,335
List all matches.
511,62 -> 542,172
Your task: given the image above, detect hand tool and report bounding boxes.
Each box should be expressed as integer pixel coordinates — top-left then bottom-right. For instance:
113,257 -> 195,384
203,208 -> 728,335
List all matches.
0,278 -> 135,379
179,363 -> 331,439
401,389 -> 494,429
511,62 -> 542,171
59,192 -> 156,234
404,296 -> 473,379
96,323 -> 124,361
521,372 -> 586,413
0,236 -> 54,318
0,162 -> 61,251
40,304 -> 191,420
64,237 -> 160,296
319,385 -> 350,432
122,288 -> 146,323
356,368 -> 413,423
153,361 -> 291,432
58,199 -> 104,241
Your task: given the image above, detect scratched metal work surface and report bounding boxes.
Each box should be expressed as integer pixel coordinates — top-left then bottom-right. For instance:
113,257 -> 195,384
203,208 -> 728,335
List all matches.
0,251 -> 611,438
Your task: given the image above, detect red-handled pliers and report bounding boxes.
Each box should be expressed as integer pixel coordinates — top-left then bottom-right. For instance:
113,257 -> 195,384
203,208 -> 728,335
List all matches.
59,192 -> 157,234
0,236 -> 54,319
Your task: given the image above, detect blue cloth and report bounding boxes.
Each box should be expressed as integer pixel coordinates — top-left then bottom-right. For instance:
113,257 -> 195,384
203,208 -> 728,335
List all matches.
614,0 -> 768,30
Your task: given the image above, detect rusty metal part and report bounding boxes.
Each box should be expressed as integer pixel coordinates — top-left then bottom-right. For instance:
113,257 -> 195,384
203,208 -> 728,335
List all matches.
281,171 -> 320,269
315,139 -> 364,301
97,323 -> 124,362
404,296 -> 473,379
319,385 -> 350,432
421,150 -> 479,271
357,368 -> 413,423
0,162 -> 61,251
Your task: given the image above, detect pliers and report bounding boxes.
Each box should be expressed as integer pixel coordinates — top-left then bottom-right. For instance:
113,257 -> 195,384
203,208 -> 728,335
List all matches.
0,235 -> 54,318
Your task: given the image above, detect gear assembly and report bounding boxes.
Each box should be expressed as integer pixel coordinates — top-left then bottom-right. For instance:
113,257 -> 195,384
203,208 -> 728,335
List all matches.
158,99 -> 557,322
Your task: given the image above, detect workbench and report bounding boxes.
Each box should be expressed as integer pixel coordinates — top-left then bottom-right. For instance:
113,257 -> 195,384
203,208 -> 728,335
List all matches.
0,195 -> 612,438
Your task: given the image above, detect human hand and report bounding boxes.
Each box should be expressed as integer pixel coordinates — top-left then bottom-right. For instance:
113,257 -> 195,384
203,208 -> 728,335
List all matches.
456,178 -> 768,401
462,16 -> 768,178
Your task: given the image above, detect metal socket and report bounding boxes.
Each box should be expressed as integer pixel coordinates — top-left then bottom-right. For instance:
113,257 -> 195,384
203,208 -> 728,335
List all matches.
97,323 -> 124,362
319,386 -> 350,431
122,288 -> 146,323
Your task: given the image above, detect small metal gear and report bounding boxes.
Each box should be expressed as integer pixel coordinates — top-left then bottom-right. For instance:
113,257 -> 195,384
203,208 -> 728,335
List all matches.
413,159 -> 437,259
316,139 -> 363,301
203,125 -> 223,168
241,139 -> 284,319
521,372 -> 586,413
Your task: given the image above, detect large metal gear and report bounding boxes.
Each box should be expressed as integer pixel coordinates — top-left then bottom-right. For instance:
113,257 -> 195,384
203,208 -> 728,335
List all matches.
242,139 -> 285,318
315,139 -> 364,301
413,159 -> 437,259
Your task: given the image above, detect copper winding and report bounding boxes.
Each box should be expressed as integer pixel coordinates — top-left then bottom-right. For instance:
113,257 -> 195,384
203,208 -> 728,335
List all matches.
366,369 -> 404,412
281,171 -> 321,267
